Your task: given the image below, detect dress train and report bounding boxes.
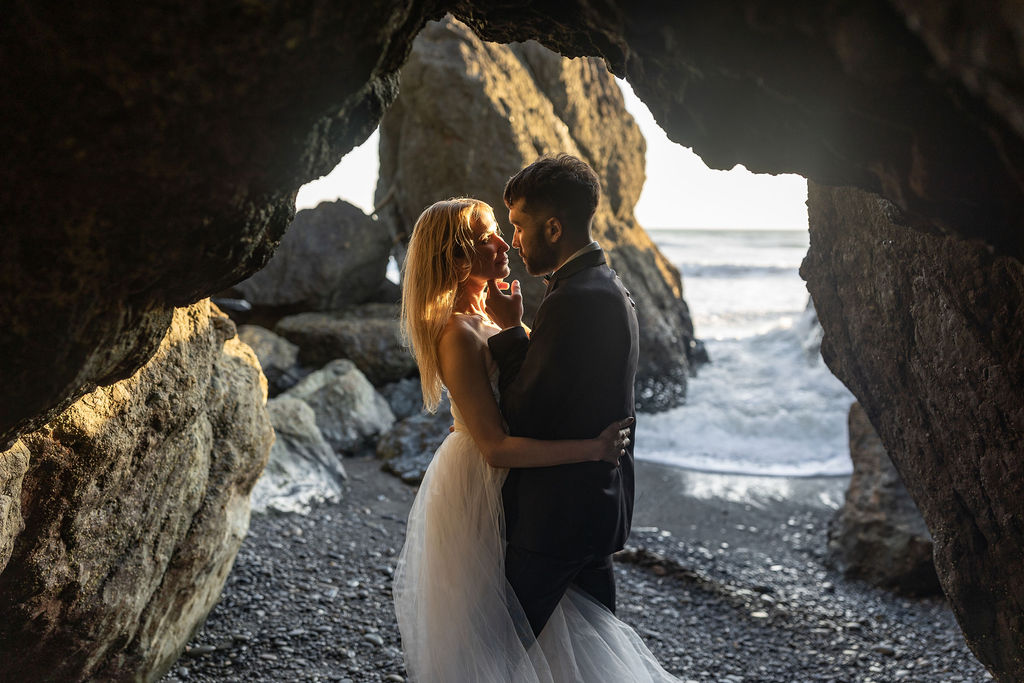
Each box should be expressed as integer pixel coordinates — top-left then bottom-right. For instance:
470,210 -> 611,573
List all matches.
393,387 -> 679,682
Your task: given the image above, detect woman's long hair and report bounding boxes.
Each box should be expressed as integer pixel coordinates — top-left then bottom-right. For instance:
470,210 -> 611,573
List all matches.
401,198 -> 492,412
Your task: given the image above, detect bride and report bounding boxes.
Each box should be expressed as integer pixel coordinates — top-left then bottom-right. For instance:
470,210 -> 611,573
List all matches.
393,197 -> 680,682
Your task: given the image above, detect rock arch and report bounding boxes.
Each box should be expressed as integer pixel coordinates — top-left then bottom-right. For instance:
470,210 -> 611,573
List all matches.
2,1 -> 1022,679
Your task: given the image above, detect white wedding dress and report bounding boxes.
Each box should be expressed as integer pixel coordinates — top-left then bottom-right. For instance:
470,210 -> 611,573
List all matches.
393,359 -> 680,682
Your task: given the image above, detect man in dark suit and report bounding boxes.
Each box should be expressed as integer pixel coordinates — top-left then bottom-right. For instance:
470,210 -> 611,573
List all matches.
484,153 -> 640,637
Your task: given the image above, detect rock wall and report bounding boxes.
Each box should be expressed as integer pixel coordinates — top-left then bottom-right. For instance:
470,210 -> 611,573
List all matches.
828,403 -> 939,596
376,17 -> 695,410
0,0 -> 448,448
0,301 -> 273,681
452,1 -> 1024,258
802,182 -> 1024,680
0,443 -> 30,574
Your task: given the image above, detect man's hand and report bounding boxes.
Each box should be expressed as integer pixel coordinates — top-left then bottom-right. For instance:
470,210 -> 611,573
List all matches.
597,417 -> 634,465
485,278 -> 523,330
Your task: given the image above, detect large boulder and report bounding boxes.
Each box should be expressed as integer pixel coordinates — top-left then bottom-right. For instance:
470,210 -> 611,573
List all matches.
275,303 -> 417,386
237,324 -> 306,396
233,200 -> 392,311
377,395 -> 453,484
802,182 -> 1024,680
828,402 -> 939,595
375,17 -> 696,411
251,396 -> 346,513
379,377 -> 428,421
0,301 -> 272,681
282,359 -> 396,455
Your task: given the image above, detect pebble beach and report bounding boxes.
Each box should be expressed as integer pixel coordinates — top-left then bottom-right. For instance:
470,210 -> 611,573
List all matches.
164,458 -> 989,682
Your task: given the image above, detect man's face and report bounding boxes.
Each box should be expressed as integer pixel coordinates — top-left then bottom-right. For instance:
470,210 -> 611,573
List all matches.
508,198 -> 559,275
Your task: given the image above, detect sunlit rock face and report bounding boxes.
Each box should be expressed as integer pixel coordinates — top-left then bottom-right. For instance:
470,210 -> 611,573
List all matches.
0,443 -> 31,573
0,301 -> 273,681
376,17 -> 695,410
802,182 -> 1024,681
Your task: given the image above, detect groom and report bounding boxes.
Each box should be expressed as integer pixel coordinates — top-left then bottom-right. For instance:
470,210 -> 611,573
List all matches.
485,153 -> 639,637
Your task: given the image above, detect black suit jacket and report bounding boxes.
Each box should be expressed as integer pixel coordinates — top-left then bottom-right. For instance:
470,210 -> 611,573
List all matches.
488,248 -> 639,559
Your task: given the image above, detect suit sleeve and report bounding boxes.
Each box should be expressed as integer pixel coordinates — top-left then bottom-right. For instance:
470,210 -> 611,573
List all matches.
489,289 -> 608,438
487,325 -> 530,397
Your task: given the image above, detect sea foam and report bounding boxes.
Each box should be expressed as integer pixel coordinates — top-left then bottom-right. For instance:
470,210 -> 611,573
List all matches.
637,229 -> 854,477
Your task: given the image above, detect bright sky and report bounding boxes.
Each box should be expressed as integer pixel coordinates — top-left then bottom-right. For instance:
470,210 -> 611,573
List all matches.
296,80 -> 808,230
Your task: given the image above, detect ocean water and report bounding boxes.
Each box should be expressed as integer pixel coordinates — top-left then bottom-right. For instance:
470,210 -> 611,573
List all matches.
635,229 -> 855,477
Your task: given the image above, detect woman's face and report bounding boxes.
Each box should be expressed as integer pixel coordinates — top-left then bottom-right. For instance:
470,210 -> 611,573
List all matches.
465,211 -> 511,282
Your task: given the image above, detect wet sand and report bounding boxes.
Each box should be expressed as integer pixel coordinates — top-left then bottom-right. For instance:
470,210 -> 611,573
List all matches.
633,460 -> 848,547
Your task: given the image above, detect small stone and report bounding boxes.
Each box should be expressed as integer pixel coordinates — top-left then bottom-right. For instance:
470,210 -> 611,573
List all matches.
364,633 -> 385,647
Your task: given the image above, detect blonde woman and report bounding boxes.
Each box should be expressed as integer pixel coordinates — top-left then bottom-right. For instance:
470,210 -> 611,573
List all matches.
392,197 -> 679,682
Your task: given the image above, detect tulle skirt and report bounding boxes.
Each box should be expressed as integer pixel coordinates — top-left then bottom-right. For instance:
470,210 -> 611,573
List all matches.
393,430 -> 681,682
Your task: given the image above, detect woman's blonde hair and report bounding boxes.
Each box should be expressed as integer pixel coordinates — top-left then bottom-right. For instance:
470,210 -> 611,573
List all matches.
401,198 -> 493,412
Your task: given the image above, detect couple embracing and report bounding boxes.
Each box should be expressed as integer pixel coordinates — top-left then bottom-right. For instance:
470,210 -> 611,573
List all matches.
394,154 -> 679,682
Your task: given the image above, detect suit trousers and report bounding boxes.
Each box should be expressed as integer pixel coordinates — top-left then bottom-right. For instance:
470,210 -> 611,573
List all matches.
505,543 -> 616,638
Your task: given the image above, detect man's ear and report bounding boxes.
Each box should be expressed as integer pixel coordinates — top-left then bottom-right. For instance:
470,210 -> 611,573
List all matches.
544,216 -> 563,244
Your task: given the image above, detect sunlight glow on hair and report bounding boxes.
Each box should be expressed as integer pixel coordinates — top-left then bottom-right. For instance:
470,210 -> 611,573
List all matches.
400,198 -> 495,411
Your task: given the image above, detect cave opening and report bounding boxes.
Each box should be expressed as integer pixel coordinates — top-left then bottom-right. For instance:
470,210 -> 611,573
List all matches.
289,61 -> 850,483
4,3 -> 1021,681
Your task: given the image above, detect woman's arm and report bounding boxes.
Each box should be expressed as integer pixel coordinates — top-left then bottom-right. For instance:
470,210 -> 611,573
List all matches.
438,321 -> 631,469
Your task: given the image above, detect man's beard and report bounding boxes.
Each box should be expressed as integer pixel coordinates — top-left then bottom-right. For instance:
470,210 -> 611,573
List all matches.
521,242 -> 560,276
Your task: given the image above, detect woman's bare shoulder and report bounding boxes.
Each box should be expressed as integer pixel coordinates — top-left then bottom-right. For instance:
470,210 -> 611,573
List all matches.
439,314 -> 488,352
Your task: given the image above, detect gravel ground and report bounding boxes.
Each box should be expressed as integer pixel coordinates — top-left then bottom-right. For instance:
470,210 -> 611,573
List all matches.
163,458 -> 991,683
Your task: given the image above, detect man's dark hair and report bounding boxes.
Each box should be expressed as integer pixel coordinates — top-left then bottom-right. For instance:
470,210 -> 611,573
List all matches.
503,154 -> 601,235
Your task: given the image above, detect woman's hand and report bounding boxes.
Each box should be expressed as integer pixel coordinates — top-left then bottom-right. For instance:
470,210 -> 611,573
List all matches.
597,417 -> 635,465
